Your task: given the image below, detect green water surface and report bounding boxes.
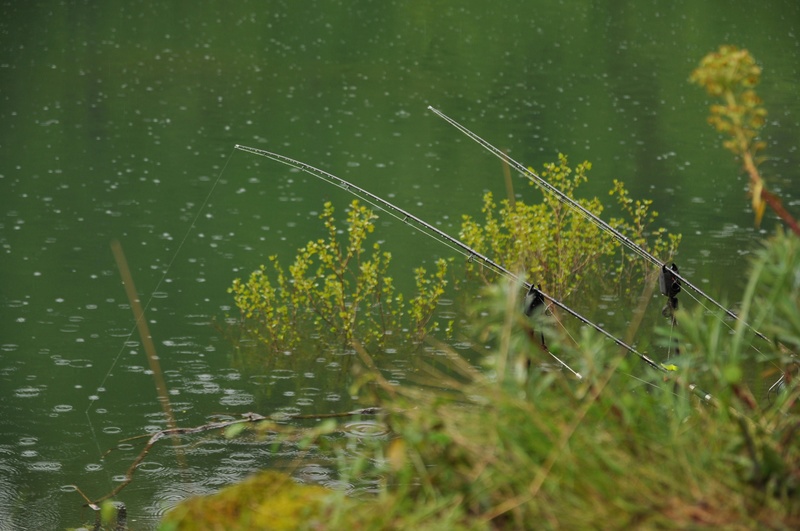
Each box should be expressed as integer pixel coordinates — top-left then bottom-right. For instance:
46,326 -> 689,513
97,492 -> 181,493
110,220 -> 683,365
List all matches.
1,1 -> 799,528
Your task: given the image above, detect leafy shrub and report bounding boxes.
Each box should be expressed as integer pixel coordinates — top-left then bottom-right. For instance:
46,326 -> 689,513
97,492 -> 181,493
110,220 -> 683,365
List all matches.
460,154 -> 680,301
228,200 -> 450,352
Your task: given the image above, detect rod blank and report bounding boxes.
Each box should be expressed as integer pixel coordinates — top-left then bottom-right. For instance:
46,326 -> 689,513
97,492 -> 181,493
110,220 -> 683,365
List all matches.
426,106 -> 767,343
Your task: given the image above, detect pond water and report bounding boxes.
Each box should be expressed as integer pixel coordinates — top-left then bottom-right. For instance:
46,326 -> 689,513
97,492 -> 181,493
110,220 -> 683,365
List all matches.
2,1 -> 799,528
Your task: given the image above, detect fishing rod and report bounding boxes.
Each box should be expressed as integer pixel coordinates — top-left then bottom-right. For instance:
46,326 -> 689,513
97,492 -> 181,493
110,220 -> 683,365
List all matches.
427,106 -> 769,343
234,144 -> 679,380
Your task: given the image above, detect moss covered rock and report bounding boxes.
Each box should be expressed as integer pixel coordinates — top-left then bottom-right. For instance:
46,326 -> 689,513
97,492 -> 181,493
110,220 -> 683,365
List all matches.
159,470 -> 330,531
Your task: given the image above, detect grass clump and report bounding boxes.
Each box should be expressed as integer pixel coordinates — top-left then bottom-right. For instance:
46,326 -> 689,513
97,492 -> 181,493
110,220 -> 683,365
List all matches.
315,232 -> 800,530
164,236 -> 800,529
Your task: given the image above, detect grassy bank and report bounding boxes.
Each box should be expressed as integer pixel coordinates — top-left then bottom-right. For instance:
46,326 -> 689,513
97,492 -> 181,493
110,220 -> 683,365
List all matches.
162,231 -> 799,530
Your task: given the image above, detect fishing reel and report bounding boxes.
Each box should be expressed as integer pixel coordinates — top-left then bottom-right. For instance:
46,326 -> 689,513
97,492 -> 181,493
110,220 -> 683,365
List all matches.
523,283 -> 545,317
659,262 -> 681,320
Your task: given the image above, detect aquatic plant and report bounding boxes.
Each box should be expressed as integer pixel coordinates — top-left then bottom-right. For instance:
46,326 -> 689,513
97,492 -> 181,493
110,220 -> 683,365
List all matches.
460,153 -> 680,300
228,199 -> 449,352
691,45 -> 800,235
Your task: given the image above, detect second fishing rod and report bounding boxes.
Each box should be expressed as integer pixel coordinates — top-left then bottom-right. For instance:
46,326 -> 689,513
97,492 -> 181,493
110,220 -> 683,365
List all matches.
427,105 -> 768,344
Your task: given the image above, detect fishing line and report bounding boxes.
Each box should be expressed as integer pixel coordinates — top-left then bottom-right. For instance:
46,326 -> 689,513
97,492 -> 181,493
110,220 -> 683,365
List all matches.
540,301 -> 584,371
547,350 -> 582,379
84,148 -> 237,463
528,300 -> 583,379
667,322 -> 676,360
621,370 -> 680,396
427,106 -> 769,343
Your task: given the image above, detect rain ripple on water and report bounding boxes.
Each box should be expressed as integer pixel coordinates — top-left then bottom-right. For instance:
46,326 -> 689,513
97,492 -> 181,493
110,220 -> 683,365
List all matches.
148,485 -> 214,518
14,386 -> 44,398
295,463 -> 331,483
27,461 -> 62,472
219,390 -> 254,407
343,420 -> 389,439
137,461 -> 166,474
271,369 -> 296,380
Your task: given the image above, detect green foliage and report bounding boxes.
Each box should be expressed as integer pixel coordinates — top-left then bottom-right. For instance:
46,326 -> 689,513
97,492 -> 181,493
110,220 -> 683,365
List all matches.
689,45 -> 800,234
608,178 -> 682,285
460,154 -> 679,300
758,234 -> 800,355
164,237 -> 800,528
664,230 -> 800,498
409,257 -> 450,340
690,45 -> 767,157
318,233 -> 800,529
228,200 -> 449,352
